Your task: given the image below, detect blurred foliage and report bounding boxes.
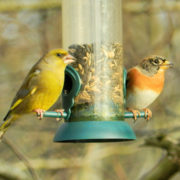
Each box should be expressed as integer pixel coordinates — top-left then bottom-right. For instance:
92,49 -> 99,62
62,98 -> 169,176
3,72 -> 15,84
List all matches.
0,0 -> 180,180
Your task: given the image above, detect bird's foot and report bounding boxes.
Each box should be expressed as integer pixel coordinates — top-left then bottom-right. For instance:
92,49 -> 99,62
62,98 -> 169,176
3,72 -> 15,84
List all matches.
143,108 -> 152,121
54,109 -> 64,121
33,109 -> 45,120
127,108 -> 141,121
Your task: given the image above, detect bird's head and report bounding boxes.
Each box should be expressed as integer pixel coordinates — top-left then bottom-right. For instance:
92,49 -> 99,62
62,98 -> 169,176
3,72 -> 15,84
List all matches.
44,49 -> 76,68
139,55 -> 173,75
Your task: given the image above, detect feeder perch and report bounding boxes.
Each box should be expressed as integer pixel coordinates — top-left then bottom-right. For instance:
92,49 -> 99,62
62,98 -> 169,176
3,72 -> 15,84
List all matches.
42,67 -> 147,120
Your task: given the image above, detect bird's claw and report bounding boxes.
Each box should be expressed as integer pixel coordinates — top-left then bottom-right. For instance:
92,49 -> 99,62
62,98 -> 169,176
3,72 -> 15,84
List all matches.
55,109 -> 64,122
127,108 -> 141,121
33,109 -> 45,120
143,108 -> 152,121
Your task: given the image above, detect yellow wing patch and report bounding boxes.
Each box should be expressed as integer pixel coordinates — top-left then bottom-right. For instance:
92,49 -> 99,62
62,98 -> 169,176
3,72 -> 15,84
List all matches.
10,99 -> 23,110
30,87 -> 37,95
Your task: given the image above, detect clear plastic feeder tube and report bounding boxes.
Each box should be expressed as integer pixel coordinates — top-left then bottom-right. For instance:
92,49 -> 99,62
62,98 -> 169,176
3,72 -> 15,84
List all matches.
63,0 -> 123,121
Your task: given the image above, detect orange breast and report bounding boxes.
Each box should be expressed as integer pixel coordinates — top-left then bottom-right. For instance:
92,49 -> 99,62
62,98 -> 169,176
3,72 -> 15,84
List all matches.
127,68 -> 165,93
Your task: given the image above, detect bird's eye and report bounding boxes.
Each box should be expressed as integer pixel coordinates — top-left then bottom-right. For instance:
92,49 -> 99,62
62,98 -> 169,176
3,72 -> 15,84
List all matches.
154,59 -> 159,64
149,58 -> 153,63
56,53 -> 63,58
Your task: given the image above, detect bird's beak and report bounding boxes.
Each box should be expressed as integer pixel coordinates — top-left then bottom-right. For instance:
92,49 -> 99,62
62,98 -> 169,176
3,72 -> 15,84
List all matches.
63,54 -> 76,64
160,60 -> 173,70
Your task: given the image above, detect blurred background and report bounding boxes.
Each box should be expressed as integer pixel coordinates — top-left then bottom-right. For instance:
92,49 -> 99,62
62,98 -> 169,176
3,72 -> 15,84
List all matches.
0,0 -> 180,180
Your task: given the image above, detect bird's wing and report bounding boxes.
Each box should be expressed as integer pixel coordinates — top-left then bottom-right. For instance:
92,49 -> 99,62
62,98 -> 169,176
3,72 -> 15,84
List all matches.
9,69 -> 41,111
3,69 -> 40,121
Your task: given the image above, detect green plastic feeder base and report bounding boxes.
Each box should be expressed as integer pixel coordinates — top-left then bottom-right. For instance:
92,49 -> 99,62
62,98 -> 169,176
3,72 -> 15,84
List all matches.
54,121 -> 136,143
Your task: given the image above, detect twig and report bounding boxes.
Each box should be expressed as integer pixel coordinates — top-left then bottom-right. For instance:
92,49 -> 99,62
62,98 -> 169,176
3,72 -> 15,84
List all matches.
0,0 -> 61,12
140,156 -> 179,180
2,136 -> 40,180
140,133 -> 180,179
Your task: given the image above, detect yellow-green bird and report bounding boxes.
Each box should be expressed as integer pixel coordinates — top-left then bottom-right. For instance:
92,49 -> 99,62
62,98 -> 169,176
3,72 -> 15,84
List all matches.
0,49 -> 75,138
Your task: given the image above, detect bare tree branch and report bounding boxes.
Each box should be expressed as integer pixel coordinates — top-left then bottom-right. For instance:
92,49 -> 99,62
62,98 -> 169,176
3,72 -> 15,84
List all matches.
2,136 -> 40,180
140,133 -> 180,179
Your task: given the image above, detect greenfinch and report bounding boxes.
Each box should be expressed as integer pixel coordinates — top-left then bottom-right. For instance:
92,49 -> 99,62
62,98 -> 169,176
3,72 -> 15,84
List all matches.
0,49 -> 75,138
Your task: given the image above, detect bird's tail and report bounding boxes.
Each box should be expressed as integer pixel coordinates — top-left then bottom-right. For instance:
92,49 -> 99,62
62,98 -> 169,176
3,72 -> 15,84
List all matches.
0,114 -> 18,139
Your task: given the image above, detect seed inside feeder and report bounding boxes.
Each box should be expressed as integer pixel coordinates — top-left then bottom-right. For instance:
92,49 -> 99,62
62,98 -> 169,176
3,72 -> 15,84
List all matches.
68,43 -> 123,121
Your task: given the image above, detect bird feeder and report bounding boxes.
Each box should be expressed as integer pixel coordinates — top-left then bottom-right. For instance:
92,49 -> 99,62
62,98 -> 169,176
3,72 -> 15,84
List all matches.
49,0 -> 138,142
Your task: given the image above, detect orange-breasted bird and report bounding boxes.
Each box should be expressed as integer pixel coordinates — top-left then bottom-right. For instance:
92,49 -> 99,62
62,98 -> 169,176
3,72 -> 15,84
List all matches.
0,49 -> 75,138
126,55 -> 173,120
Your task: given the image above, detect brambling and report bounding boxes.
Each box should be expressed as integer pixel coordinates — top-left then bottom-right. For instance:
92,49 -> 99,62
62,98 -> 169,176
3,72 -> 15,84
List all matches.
126,55 -> 173,121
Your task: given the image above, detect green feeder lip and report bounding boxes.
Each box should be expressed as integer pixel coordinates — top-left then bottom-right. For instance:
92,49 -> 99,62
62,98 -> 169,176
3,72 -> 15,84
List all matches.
54,121 -> 136,143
